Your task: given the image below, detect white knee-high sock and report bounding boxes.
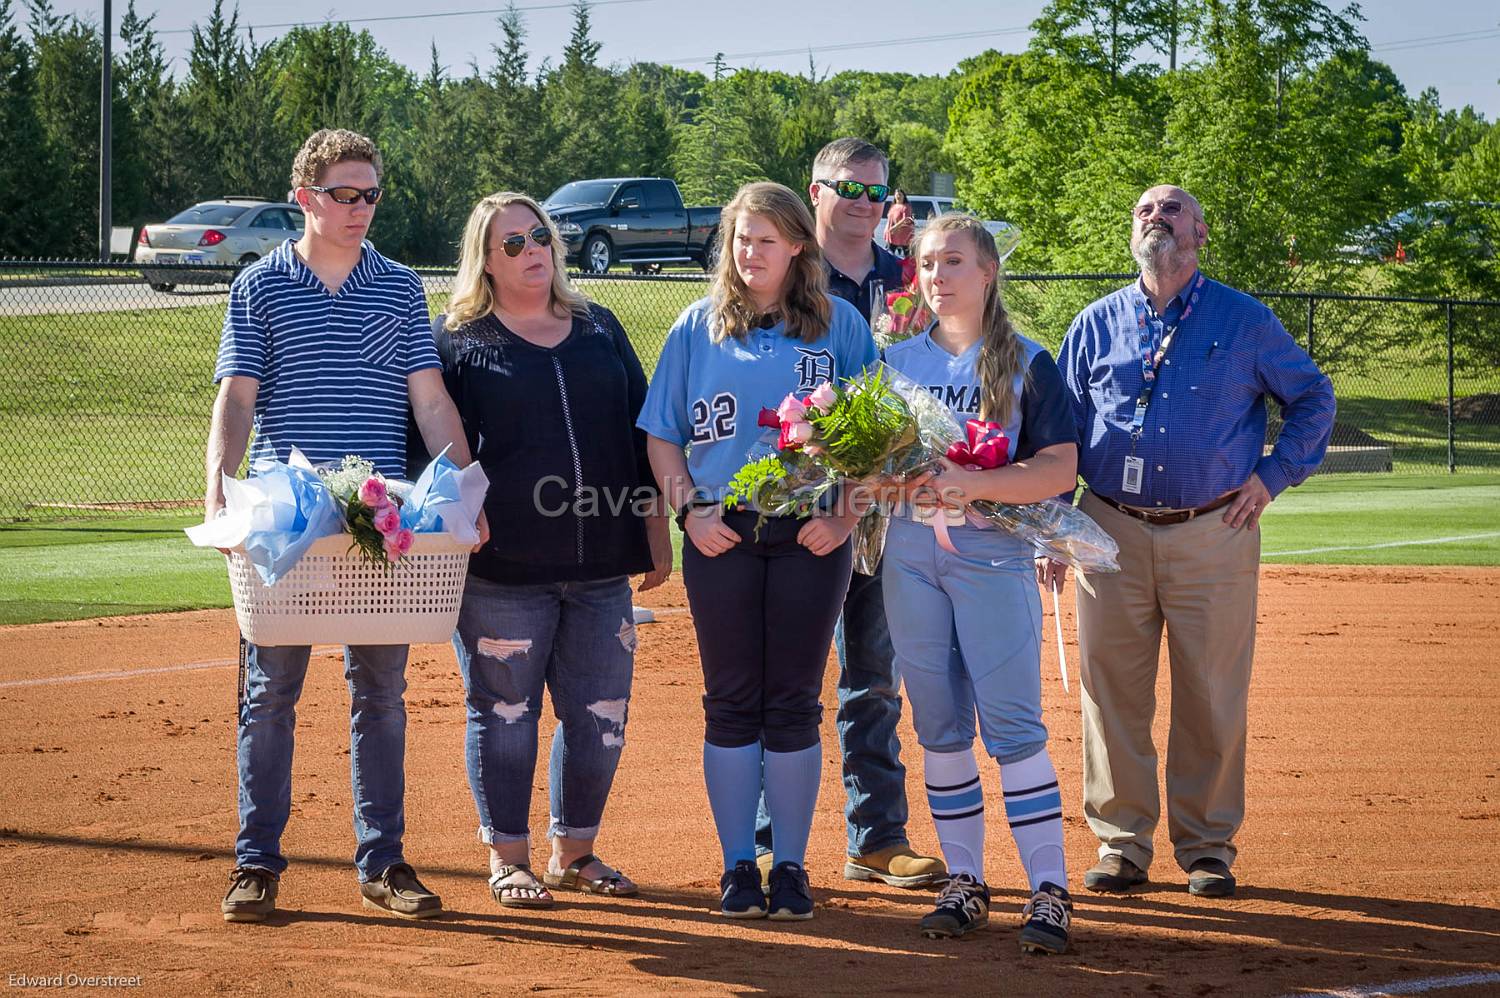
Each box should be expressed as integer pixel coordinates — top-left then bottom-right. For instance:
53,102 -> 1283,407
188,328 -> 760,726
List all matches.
923,747 -> 986,881
998,748 -> 1068,892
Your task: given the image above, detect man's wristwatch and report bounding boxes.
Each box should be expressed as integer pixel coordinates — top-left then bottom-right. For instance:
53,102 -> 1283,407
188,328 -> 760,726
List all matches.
674,499 -> 718,531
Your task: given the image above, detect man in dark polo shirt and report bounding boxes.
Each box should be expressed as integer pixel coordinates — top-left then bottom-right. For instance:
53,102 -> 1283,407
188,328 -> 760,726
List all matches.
754,137 -> 946,890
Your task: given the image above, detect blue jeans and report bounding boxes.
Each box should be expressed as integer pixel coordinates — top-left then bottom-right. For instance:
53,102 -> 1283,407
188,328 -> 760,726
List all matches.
452,574 -> 635,843
236,642 -> 410,882
755,565 -> 910,858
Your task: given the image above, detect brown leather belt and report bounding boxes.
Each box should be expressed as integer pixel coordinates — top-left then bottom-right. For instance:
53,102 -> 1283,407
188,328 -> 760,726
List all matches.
1093,490 -> 1236,526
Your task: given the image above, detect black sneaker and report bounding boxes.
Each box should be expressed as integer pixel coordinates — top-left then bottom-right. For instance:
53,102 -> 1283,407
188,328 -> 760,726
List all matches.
918,872 -> 990,939
1019,882 -> 1073,955
221,865 -> 278,923
718,860 -> 768,919
767,861 -> 814,921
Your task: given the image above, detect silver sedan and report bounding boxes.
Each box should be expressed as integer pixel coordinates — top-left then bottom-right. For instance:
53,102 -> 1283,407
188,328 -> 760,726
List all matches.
135,198 -> 304,291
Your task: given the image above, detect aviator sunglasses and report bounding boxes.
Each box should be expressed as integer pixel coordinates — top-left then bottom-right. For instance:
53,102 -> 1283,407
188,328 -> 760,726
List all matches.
493,225 -> 554,257
816,178 -> 891,203
304,185 -> 384,205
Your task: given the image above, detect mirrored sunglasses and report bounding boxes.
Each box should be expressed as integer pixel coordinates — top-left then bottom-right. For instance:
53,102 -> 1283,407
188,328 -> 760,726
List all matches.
817,179 -> 891,203
306,185 -> 384,205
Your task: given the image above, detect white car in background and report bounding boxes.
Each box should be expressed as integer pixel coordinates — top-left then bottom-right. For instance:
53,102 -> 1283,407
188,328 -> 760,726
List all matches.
875,195 -> 1018,256
135,197 -> 305,291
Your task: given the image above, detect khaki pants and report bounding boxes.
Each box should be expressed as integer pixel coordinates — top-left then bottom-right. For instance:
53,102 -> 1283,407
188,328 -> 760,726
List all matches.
1076,490 -> 1260,873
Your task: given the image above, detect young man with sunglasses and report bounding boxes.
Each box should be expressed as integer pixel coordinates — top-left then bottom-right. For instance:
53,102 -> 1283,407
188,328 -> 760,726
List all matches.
750,138 -> 947,892
1043,184 -> 1334,899
207,128 -> 486,924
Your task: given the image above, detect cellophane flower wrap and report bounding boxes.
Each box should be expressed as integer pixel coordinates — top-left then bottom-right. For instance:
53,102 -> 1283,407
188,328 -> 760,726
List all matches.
724,364 -> 1120,577
187,447 -> 489,585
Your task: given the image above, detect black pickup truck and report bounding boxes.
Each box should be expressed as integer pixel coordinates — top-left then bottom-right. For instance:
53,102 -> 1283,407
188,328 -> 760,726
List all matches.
542,178 -> 722,274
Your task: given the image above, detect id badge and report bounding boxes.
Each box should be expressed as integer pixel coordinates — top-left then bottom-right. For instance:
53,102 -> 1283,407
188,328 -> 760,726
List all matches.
1122,455 -> 1144,494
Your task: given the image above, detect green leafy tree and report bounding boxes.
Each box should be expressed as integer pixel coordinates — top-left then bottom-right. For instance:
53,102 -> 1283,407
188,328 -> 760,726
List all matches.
671,56 -> 765,204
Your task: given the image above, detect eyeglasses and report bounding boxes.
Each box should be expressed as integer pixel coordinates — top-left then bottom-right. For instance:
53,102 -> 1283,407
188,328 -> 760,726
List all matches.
1133,199 -> 1187,220
817,179 -> 891,203
492,225 -> 554,257
305,185 -> 384,205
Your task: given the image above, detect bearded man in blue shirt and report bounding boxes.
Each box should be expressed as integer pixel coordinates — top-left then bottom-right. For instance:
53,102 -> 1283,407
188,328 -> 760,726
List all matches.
1041,185 -> 1335,900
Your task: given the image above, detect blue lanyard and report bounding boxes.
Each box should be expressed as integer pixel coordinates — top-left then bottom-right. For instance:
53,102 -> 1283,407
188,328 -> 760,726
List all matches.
1129,274 -> 1204,441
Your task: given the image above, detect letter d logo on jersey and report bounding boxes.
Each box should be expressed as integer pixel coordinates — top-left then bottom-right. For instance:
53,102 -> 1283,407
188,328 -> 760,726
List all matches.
793,348 -> 835,391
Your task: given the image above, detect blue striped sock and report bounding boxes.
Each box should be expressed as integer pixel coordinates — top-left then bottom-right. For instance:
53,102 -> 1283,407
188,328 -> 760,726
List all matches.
999,749 -> 1068,892
924,747 -> 985,880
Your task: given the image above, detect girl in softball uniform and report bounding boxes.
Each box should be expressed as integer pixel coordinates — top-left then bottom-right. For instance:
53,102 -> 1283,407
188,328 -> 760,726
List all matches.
882,214 -> 1080,953
638,182 -> 876,922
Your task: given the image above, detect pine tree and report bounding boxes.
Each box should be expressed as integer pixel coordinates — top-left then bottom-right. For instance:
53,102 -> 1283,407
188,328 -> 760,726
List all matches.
0,0 -> 48,255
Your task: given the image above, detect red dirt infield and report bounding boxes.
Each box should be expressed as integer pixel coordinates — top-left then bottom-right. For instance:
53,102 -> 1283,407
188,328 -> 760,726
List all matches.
1,564 -> 1497,996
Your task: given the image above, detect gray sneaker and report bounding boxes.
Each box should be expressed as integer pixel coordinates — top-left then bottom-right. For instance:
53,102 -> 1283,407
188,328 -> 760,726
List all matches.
360,862 -> 443,920
221,866 -> 278,923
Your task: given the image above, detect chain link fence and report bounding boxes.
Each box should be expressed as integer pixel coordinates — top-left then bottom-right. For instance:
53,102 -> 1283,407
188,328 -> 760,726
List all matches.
2,260 -> 1497,519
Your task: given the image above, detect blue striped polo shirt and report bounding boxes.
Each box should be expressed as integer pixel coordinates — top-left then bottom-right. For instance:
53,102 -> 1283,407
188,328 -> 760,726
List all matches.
213,239 -> 441,477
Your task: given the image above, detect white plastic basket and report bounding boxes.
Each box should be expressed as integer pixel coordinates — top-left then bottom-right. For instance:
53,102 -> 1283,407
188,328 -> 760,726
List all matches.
227,532 -> 471,646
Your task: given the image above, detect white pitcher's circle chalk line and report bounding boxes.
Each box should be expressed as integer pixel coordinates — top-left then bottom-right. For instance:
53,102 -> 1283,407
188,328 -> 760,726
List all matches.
0,613 -> 691,689
1272,970 -> 1500,998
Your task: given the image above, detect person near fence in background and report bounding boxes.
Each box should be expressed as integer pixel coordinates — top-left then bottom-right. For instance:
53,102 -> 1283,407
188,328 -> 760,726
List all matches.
882,214 -> 1081,952
426,191 -> 671,910
638,181 -> 875,921
762,136 -> 946,892
205,128 -> 486,924
1041,184 -> 1335,899
885,189 -> 915,258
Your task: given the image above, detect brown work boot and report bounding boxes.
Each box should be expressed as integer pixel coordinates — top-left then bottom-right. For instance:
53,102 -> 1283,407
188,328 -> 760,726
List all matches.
221,866 -> 278,923
360,862 -> 443,920
844,844 -> 948,889
1083,853 -> 1148,893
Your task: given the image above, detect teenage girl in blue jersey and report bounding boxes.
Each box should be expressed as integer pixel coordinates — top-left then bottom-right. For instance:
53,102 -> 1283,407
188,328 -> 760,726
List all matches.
638,182 -> 876,922
882,214 -> 1080,953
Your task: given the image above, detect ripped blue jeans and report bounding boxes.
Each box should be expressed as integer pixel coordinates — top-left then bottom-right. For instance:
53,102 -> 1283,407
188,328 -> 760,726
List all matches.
452,574 -> 635,844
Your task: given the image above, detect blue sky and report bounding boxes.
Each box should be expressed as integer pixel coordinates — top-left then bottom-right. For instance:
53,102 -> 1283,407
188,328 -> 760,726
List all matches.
46,0 -> 1500,119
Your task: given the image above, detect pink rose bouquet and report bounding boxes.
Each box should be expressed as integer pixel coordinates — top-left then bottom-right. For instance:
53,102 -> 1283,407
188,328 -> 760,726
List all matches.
318,455 -> 415,570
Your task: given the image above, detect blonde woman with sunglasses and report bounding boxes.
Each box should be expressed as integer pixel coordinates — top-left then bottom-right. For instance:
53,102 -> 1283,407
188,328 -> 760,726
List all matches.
432,192 -> 671,910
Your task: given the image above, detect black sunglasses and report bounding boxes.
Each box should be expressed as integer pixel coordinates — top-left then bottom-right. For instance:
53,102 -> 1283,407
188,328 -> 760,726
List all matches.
493,225 -> 554,257
306,185 -> 384,205
817,178 -> 891,203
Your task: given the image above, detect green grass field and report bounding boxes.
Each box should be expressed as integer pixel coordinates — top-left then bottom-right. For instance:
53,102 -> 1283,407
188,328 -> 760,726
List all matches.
1,473 -> 1495,626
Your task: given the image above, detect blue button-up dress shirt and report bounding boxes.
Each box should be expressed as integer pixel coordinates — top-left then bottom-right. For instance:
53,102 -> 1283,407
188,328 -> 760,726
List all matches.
1058,272 -> 1336,509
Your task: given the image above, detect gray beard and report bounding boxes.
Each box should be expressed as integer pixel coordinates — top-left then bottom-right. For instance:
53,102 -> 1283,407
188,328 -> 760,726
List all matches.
1133,229 -> 1187,276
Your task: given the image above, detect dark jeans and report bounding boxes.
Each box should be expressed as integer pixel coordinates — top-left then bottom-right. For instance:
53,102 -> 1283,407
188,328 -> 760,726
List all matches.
755,563 -> 911,858
681,510 -> 852,753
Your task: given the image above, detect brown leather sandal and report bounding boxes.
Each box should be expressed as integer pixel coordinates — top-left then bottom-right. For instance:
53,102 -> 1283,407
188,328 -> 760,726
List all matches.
542,853 -> 638,896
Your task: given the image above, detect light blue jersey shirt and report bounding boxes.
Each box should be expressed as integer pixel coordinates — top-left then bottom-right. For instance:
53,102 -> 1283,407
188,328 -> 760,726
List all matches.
637,295 -> 878,501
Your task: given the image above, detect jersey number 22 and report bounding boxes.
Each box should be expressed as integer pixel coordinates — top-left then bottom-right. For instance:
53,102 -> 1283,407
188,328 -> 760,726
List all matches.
690,393 -> 736,443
